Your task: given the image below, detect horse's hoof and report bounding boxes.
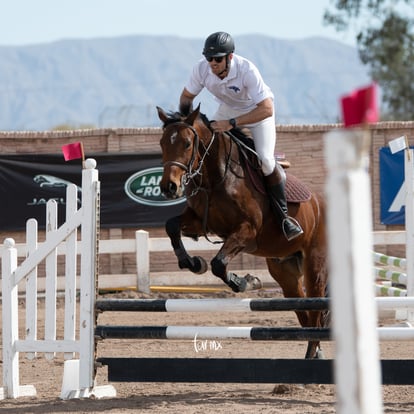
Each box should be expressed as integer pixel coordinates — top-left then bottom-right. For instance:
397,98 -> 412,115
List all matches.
193,256 -> 208,274
244,274 -> 262,291
305,345 -> 325,359
315,349 -> 325,359
227,273 -> 262,292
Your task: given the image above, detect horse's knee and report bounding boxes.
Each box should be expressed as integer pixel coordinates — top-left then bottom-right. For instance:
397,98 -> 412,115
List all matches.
165,216 -> 180,238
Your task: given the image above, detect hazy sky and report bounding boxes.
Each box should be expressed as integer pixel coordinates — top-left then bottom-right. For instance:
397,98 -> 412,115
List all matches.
1,0 -> 357,47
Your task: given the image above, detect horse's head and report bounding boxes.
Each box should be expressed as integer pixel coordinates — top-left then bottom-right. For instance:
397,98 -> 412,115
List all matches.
157,105 -> 203,199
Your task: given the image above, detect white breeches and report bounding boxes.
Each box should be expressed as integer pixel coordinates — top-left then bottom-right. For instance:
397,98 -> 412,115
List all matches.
213,104 -> 276,176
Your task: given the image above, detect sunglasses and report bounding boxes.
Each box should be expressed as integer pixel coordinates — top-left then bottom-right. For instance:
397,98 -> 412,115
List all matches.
206,56 -> 225,63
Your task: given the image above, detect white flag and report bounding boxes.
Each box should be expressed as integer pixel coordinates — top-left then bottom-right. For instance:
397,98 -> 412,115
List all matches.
389,136 -> 407,154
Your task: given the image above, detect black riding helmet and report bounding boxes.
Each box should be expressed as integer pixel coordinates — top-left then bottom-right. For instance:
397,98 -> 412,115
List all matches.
202,32 -> 235,57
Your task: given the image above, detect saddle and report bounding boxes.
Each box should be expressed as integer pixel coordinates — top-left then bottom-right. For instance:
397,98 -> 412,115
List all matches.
228,128 -> 311,203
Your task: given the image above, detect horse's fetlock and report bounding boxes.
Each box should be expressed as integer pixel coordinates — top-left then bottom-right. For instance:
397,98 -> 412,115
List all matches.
211,257 -> 226,278
178,259 -> 189,270
174,248 -> 188,262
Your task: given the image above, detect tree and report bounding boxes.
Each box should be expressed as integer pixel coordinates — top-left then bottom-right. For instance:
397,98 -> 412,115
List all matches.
324,0 -> 414,120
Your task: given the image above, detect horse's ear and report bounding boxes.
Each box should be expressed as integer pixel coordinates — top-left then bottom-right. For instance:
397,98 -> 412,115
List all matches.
184,104 -> 200,126
156,106 -> 169,124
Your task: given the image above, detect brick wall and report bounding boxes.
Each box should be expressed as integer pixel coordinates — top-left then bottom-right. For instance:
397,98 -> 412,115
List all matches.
1,121 -> 413,274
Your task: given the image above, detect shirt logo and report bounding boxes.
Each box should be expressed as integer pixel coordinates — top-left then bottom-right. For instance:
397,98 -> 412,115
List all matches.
228,85 -> 240,93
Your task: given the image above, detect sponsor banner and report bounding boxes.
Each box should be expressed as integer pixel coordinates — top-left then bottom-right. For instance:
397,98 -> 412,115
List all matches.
379,146 -> 406,225
0,153 -> 186,231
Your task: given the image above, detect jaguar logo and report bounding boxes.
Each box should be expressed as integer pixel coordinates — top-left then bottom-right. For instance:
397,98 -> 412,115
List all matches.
124,167 -> 186,206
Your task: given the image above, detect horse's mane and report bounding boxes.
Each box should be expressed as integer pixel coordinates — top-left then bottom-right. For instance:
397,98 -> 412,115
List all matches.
161,109 -> 211,130
160,108 -> 255,154
160,111 -> 184,127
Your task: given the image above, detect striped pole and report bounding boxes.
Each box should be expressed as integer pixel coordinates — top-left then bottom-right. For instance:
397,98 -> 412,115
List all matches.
96,297 -> 329,312
94,325 -> 414,341
375,284 -> 407,297
95,326 -> 331,340
373,251 -> 406,270
374,267 -> 407,286
96,297 -> 414,312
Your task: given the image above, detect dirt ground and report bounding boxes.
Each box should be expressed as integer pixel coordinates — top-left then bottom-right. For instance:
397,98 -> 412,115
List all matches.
1,287 -> 414,414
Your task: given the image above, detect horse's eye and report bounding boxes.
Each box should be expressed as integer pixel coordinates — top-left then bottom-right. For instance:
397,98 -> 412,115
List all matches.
184,139 -> 191,150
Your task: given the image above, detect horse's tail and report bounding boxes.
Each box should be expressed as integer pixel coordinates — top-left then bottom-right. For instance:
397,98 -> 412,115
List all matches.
321,282 -> 331,328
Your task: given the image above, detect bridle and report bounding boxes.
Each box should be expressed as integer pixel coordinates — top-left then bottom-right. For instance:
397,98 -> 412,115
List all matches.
162,121 -> 216,189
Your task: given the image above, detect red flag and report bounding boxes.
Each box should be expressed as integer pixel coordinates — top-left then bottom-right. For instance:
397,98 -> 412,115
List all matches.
62,142 -> 84,161
340,83 -> 379,127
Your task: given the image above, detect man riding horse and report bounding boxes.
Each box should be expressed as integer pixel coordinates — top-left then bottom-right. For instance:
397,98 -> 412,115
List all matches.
178,31 -> 303,241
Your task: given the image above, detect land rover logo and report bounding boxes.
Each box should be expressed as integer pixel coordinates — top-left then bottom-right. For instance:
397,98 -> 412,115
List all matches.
124,167 -> 186,206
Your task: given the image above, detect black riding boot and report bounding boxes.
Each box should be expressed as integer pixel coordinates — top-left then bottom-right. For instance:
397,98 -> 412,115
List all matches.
264,166 -> 303,241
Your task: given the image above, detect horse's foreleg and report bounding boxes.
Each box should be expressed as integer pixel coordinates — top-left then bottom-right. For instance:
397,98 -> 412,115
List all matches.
210,226 -> 262,292
165,215 -> 208,274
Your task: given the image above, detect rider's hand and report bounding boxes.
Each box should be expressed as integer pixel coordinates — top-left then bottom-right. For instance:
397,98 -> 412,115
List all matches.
211,120 -> 232,133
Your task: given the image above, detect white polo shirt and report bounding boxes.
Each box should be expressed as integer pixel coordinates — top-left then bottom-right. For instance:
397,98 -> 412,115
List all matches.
185,54 -> 274,113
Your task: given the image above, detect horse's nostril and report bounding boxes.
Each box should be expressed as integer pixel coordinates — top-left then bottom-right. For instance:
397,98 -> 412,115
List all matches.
164,181 -> 177,196
168,182 -> 177,194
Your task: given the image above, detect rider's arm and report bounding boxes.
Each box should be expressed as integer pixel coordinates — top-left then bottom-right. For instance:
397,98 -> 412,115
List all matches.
211,97 -> 274,133
234,97 -> 274,126
179,88 -> 197,115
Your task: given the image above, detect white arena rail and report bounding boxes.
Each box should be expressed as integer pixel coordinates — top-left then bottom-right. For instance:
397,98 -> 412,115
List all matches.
0,230 -> 406,295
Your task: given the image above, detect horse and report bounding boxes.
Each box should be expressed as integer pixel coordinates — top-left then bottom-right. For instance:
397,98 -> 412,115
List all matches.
157,105 -> 328,359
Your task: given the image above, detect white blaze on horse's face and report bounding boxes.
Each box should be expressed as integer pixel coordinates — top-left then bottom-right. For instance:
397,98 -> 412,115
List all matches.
170,131 -> 178,145
160,129 -> 190,199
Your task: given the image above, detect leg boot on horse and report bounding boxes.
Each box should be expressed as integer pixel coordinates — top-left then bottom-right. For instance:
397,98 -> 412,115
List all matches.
264,164 -> 304,241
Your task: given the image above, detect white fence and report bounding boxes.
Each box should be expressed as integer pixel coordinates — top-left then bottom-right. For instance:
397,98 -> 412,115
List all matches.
0,230 -> 406,295
0,159 -> 115,400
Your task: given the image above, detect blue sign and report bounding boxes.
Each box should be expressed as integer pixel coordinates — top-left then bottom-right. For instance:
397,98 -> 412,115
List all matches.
379,146 -> 406,225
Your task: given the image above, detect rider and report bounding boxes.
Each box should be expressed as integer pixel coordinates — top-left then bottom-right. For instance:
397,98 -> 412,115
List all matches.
178,31 -> 303,241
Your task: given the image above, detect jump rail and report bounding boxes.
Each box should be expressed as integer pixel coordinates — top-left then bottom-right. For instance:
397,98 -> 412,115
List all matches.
96,358 -> 414,385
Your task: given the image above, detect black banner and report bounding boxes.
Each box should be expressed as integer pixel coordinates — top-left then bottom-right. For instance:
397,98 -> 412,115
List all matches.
0,153 -> 186,231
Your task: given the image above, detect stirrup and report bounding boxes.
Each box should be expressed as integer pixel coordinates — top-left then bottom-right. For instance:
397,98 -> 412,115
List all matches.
282,217 -> 303,241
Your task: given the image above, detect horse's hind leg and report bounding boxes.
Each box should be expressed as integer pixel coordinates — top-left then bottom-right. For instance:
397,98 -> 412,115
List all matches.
266,255 -> 310,327
302,246 -> 329,359
266,255 -> 326,359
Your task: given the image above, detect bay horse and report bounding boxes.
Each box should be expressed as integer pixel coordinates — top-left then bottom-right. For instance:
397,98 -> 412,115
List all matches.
157,105 -> 328,359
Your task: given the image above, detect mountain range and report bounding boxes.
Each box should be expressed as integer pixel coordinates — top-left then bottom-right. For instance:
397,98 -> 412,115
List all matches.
0,34 -> 370,130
